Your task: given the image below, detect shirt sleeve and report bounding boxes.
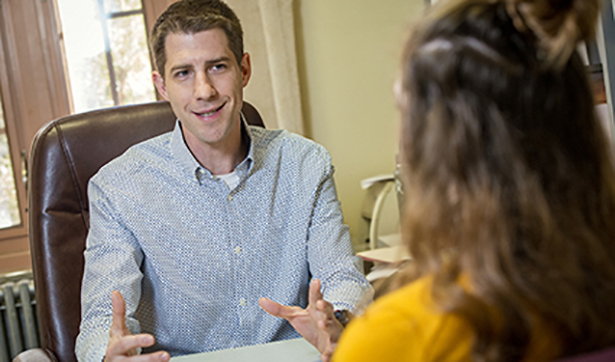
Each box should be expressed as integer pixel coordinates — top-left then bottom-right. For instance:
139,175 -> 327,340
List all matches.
75,177 -> 144,362
306,161 -> 374,313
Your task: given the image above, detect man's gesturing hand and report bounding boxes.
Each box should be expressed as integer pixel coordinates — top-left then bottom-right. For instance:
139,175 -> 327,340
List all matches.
104,291 -> 170,362
258,279 -> 344,362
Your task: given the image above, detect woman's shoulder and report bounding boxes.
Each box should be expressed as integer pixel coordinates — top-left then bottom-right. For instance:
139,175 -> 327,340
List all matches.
349,276 -> 447,337
370,276 -> 435,315
333,276 -> 473,362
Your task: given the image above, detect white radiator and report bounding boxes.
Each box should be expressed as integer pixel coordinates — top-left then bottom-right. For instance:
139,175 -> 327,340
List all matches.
0,272 -> 39,362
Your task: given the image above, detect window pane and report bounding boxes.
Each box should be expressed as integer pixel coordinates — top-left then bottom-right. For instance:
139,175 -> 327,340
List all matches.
57,0 -> 156,113
57,0 -> 114,113
108,14 -> 156,105
104,0 -> 142,14
0,97 -> 21,229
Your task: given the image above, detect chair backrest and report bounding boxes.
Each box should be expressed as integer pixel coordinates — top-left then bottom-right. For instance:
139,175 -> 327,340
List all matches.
27,101 -> 264,362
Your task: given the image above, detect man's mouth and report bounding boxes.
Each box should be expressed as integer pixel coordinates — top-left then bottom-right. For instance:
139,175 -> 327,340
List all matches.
194,103 -> 225,117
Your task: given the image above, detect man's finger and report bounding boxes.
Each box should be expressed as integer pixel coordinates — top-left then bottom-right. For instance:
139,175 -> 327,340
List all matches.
318,316 -> 343,336
308,279 -> 323,307
121,351 -> 170,362
258,297 -> 297,319
107,333 -> 155,357
315,299 -> 343,344
315,299 -> 334,316
110,291 -> 127,337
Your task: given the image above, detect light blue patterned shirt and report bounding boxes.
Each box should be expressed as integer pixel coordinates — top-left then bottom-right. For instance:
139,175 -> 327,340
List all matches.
75,120 -> 372,361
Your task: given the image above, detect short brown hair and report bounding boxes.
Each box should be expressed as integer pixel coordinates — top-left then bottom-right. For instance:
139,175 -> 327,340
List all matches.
150,0 -> 243,77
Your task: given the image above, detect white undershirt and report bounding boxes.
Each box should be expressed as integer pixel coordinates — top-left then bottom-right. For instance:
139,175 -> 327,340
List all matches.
216,169 -> 241,190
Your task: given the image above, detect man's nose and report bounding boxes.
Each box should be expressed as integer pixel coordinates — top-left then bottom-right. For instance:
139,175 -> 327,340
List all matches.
194,72 -> 216,99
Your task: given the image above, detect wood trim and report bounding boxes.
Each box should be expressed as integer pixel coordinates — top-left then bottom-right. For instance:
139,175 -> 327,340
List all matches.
0,250 -> 31,275
0,235 -> 29,274
0,234 -> 28,255
0,0 -> 28,152
142,0 -> 177,37
50,0 -> 75,112
142,0 -> 177,100
0,0 -> 28,243
1,0 -> 71,152
36,0 -> 63,118
0,0 -> 72,268
35,0 -> 72,124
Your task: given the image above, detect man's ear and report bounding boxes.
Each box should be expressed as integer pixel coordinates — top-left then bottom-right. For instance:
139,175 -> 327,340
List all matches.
240,53 -> 252,88
153,71 -> 169,100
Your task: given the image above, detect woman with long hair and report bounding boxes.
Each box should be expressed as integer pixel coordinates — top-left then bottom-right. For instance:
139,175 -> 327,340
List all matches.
333,0 -> 615,360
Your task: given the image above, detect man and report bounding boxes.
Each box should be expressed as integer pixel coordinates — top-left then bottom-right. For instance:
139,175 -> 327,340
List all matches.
75,1 -> 372,361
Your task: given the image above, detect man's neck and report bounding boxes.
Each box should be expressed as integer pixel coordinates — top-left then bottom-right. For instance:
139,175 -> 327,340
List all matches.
196,140 -> 248,175
183,122 -> 249,176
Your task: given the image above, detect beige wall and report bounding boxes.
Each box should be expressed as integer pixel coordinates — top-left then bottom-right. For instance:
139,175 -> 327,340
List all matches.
295,0 -> 425,248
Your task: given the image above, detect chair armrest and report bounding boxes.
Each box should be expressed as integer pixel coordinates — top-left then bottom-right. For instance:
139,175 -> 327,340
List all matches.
12,348 -> 57,362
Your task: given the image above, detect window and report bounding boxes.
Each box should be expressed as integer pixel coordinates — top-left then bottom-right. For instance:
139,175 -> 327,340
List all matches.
56,0 -> 156,113
0,94 -> 20,229
0,0 -> 174,274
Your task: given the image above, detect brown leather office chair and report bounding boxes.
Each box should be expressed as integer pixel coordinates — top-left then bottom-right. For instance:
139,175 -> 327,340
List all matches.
15,101 -> 264,362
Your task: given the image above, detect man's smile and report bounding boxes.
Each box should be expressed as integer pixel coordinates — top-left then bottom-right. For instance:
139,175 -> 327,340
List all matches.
193,102 -> 226,117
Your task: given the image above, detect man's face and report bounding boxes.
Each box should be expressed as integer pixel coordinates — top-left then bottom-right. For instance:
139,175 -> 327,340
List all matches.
153,29 -> 251,154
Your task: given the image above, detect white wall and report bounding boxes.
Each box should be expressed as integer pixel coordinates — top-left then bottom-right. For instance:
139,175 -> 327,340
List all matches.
295,0 -> 426,248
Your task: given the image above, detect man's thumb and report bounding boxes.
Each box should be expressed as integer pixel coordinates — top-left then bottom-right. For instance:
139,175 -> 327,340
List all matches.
110,291 -> 127,336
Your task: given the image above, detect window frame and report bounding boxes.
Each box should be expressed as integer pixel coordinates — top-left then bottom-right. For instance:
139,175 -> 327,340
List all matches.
0,0 -> 174,274
0,0 -> 31,273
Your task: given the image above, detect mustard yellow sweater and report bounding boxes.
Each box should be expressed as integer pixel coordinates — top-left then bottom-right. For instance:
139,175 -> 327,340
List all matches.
334,276 -> 473,361
334,276 -> 557,361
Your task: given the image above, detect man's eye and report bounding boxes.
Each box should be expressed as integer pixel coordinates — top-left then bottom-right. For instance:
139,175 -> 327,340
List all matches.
175,70 -> 190,78
211,64 -> 227,73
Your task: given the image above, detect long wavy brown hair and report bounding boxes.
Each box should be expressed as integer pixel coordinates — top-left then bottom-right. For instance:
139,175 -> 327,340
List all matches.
395,0 -> 615,360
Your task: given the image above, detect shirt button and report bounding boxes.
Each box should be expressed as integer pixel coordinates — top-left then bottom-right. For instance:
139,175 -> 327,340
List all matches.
227,194 -> 233,201
234,246 -> 242,255
239,298 -> 247,306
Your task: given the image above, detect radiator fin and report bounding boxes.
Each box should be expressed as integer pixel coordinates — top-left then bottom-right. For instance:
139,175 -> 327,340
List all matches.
0,279 -> 39,362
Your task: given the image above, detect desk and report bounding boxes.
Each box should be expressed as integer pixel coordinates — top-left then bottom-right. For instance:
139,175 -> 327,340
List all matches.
171,338 -> 322,362
357,245 -> 410,264
356,234 -> 411,282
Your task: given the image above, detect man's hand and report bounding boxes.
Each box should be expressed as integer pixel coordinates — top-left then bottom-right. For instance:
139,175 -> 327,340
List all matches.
104,291 -> 170,362
258,279 -> 344,362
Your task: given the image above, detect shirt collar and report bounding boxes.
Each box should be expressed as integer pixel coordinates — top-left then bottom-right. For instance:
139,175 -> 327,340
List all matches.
170,113 -> 256,184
